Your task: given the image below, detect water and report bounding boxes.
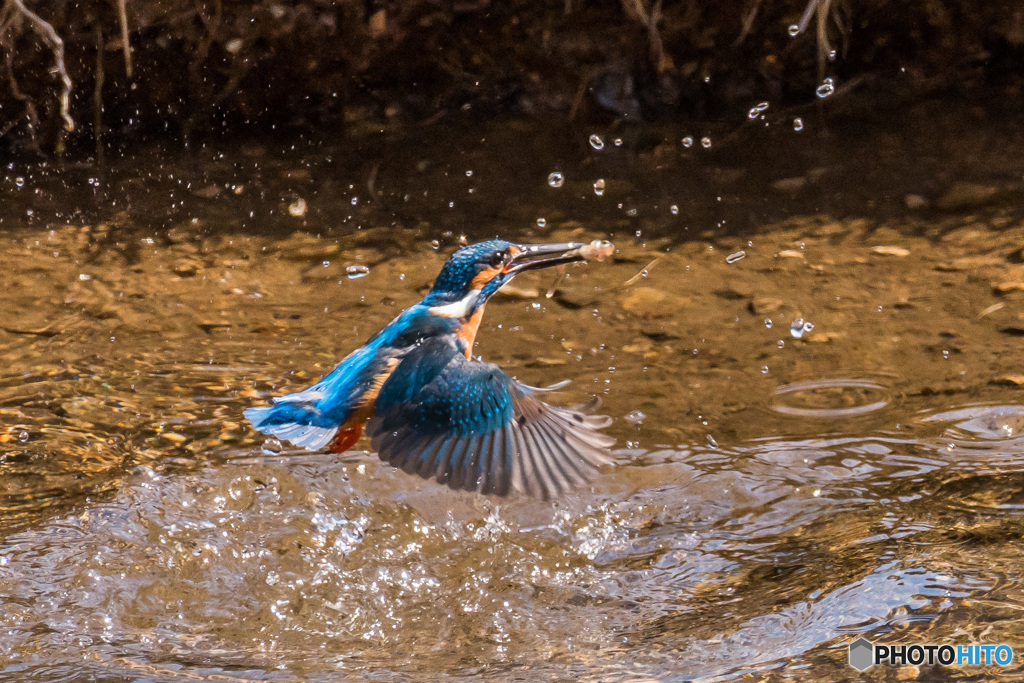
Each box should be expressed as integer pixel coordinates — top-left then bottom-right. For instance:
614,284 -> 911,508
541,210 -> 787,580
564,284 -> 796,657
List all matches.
2,102 -> 1024,679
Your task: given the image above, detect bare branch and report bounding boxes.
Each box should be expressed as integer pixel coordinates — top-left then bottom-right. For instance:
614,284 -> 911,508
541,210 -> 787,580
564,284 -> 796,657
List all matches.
115,0 -> 132,77
7,0 -> 74,131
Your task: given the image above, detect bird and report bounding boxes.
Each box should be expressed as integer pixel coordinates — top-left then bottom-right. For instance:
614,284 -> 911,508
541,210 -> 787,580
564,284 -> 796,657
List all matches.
244,239 -> 616,499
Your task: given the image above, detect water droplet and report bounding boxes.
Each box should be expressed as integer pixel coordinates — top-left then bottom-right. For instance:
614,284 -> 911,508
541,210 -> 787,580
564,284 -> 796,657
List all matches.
701,137 -> 712,148
536,218 -> 547,228
816,77 -> 835,98
793,117 -> 804,131
613,138 -> 623,147
589,134 -> 604,150
625,410 -> 646,425
322,260 -> 330,268
877,305 -> 883,312
706,434 -> 719,448
747,102 -> 770,119
790,318 -> 815,338
593,178 -> 605,196
828,49 -> 837,60
764,318 -> 773,328
350,196 -> 359,205
788,24 -> 800,36
681,136 -> 694,148
346,265 -> 370,279
465,170 -> 473,177
430,240 -> 441,250
547,171 -> 565,188
18,430 -> 29,443
761,366 -> 769,374
670,204 -> 679,215
778,339 -> 785,348
14,177 -> 24,187
726,250 -> 746,264
288,198 -> 307,217
79,273 -> 91,280
261,437 -> 283,454
942,350 -> 950,359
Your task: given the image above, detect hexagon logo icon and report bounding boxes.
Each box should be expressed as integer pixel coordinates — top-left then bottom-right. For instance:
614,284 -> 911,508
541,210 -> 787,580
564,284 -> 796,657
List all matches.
849,637 -> 874,671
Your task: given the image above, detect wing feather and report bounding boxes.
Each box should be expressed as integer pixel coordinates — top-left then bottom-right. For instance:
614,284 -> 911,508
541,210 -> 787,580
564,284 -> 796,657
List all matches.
367,337 -> 614,498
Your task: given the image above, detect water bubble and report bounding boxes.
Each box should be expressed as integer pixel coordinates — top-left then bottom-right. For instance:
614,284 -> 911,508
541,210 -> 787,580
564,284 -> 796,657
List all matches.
593,178 -> 605,196
670,204 -> 679,215
261,437 -> 283,454
816,77 -> 835,98
700,137 -> 712,148
536,217 -> 547,228
14,177 -> 25,187
589,134 -> 604,150
788,24 -> 800,36
681,136 -> 694,148
346,265 -> 370,279
625,410 -> 646,424
726,250 -> 746,264
790,318 -> 815,338
793,117 -> 804,131
747,102 -> 770,119
547,171 -> 565,188
761,366 -> 769,374
765,318 -> 773,329
613,138 -> 623,147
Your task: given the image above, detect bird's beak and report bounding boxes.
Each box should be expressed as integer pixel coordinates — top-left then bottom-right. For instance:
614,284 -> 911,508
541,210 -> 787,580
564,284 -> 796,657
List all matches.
504,242 -> 590,274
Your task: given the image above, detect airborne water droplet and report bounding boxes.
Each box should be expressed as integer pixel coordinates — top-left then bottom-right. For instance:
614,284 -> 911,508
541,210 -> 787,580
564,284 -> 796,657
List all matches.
613,138 -> 623,147
701,137 -> 712,148
726,250 -> 746,264
816,77 -> 835,98
346,265 -> 370,279
788,24 -> 800,36
790,318 -> 815,338
670,204 -> 679,215
536,218 -> 547,228
793,118 -> 804,131
547,171 -> 565,188
681,136 -> 694,148
625,410 -> 646,425
765,318 -> 773,329
14,177 -> 25,187
747,102 -> 769,119
589,134 -> 604,150
706,434 -> 719,448
593,178 -> 605,196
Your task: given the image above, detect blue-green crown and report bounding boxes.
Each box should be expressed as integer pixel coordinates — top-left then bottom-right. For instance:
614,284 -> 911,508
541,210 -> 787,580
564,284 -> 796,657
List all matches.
424,240 -> 512,304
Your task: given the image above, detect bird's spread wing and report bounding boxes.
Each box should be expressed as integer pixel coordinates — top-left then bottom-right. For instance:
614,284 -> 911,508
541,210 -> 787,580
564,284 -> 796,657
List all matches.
367,338 -> 614,498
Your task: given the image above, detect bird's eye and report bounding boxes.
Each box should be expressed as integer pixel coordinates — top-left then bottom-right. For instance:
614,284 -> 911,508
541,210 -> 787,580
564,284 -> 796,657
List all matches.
489,250 -> 505,267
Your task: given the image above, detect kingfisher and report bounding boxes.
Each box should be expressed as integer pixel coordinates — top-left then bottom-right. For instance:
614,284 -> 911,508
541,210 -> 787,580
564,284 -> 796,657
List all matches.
245,239 -> 616,499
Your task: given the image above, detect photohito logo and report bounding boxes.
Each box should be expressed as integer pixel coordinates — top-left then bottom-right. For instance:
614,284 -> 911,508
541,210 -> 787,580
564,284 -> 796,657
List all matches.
848,637 -> 1015,671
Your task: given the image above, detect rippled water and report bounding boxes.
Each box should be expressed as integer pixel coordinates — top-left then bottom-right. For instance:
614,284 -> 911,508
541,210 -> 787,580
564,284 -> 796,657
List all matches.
3,110 -> 1024,680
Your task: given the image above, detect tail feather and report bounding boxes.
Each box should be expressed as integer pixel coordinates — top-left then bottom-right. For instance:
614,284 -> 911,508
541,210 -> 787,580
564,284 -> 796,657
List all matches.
244,405 -> 338,451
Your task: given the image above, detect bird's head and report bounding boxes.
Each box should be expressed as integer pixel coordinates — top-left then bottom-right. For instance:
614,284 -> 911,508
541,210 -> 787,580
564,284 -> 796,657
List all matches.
423,239 -> 593,318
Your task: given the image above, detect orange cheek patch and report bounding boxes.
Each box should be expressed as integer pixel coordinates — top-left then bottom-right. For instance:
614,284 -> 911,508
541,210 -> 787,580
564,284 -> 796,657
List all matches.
471,266 -> 502,289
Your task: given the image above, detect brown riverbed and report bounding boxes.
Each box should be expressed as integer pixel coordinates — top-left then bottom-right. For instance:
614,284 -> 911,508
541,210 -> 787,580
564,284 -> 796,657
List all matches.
1,104 -> 1024,680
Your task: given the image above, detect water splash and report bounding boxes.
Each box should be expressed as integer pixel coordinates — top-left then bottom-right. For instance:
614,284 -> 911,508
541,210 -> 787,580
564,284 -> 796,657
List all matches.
346,265 -> 371,279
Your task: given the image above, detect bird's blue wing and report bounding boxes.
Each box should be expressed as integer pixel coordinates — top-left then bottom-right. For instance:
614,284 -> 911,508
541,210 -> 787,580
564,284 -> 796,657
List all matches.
367,338 -> 614,498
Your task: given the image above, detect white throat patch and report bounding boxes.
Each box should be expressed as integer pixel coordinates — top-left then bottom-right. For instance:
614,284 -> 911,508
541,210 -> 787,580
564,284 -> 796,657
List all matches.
428,289 -> 481,319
